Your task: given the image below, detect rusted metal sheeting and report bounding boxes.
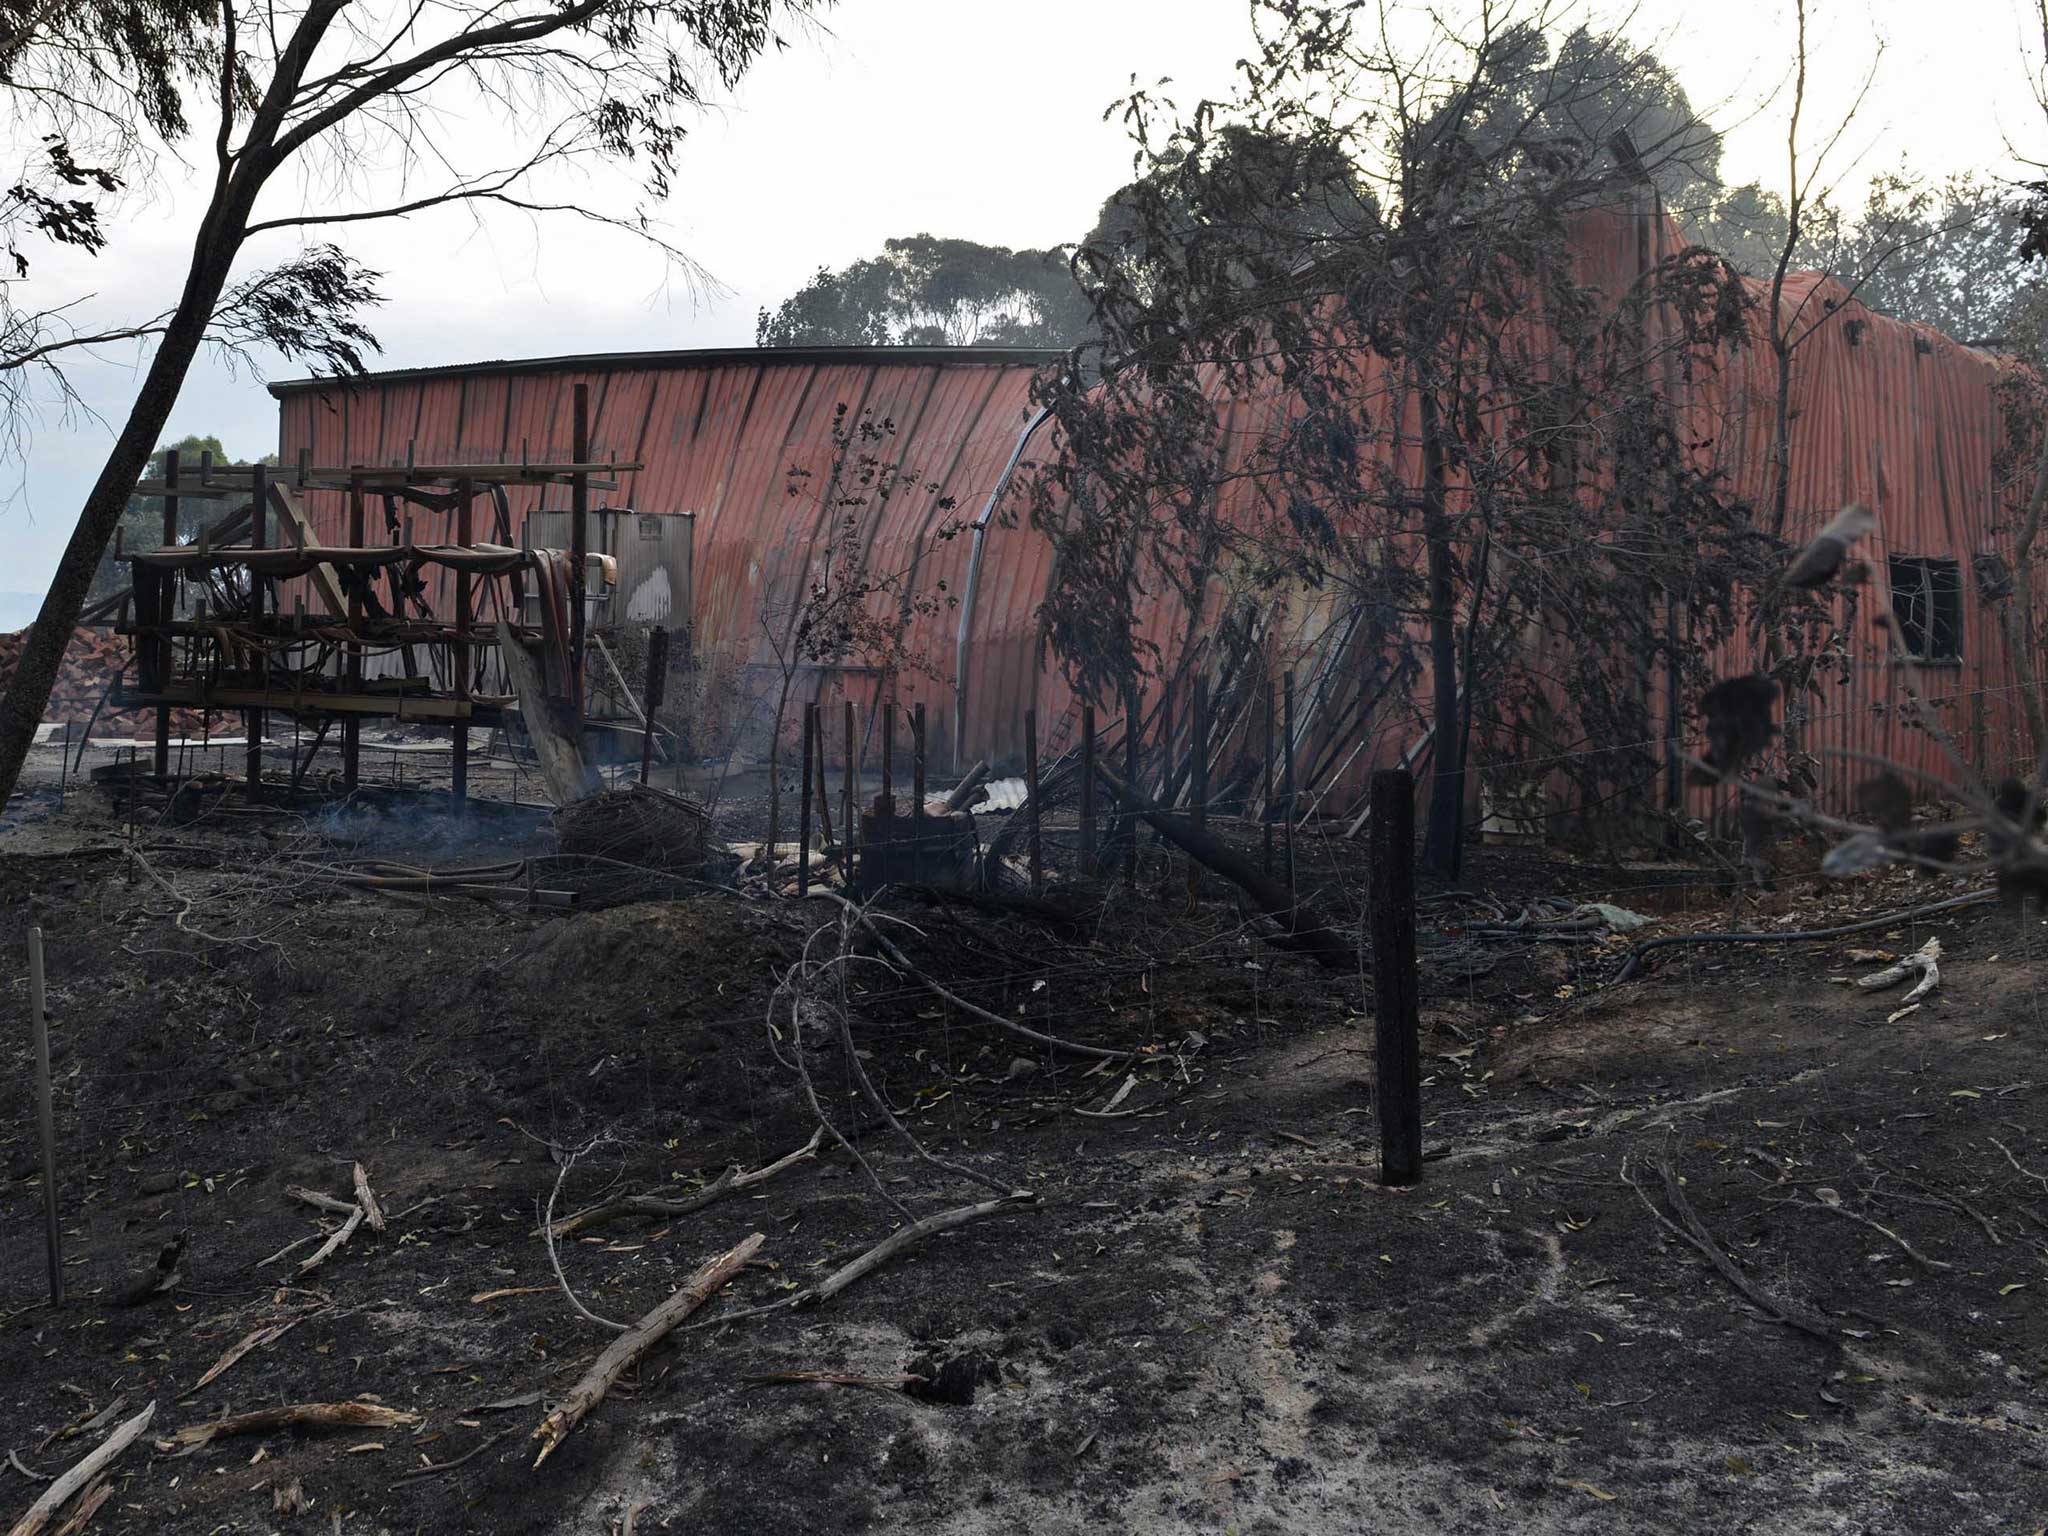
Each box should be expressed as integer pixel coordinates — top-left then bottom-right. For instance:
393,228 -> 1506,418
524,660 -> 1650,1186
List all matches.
274,348 -> 1053,766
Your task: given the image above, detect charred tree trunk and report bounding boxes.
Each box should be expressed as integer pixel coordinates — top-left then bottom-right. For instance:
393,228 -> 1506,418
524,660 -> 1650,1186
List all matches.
0,1 -> 342,809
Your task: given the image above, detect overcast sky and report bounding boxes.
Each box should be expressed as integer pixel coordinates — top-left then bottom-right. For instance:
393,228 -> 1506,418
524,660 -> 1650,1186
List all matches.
6,0 -> 2042,600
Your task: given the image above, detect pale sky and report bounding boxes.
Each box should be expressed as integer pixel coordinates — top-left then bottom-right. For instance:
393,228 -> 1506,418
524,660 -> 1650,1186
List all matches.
5,0 -> 2042,599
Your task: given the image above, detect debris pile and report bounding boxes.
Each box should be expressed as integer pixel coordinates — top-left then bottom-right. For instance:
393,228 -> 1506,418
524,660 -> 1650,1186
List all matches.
554,782 -> 711,873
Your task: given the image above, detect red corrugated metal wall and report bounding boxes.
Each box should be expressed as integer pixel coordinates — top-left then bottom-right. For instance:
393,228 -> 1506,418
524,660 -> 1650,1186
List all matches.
274,349 -> 1053,769
273,226 -> 2038,809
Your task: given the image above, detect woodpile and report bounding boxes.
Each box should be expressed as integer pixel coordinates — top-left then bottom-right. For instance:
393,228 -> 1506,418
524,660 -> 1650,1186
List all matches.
0,624 -> 205,737
554,782 -> 711,872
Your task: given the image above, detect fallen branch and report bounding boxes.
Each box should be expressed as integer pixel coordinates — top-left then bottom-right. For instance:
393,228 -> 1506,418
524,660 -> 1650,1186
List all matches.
181,1318 -> 306,1400
254,1232 -> 322,1270
165,1401 -> 417,1451
286,1186 -> 360,1217
4,1453 -> 47,1483
531,1232 -> 765,1467
351,1165 -> 386,1233
540,1169 -> 738,1248
297,1205 -> 365,1276
32,1400 -> 125,1459
801,1193 -> 1035,1307
1622,1157 -> 1834,1342
537,1129 -> 825,1241
6,1400 -> 155,1536
1786,1196 -> 1953,1272
1857,937 -> 1941,1003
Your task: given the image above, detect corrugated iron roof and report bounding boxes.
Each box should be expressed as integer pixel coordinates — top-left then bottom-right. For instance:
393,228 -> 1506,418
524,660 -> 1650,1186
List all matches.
266,345 -> 1065,396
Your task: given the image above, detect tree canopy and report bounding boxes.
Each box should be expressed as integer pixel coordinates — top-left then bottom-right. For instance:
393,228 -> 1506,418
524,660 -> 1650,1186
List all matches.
0,0 -> 820,806
756,236 -> 1091,348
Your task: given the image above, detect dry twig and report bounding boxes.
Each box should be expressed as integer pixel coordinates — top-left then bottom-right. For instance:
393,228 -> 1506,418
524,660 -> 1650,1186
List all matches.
1782,1195 -> 1953,1272
1623,1156 -> 1834,1342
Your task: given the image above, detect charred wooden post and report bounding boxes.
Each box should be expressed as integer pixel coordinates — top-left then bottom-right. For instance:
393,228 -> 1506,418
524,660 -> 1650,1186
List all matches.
842,700 -> 857,886
799,702 -> 815,896
880,701 -> 895,815
1025,707 -> 1043,895
1283,669 -> 1298,897
1155,683 -> 1174,804
1263,679 -> 1276,876
1079,701 -> 1097,878
1369,768 -> 1421,1186
673,620 -> 695,792
639,625 -> 668,786
343,475 -> 365,791
811,706 -> 833,851
152,448 -> 179,778
453,477 -> 474,803
1190,676 -> 1209,907
245,462 -> 266,790
1122,677 -> 1140,888
569,383 -> 590,726
912,702 -> 928,880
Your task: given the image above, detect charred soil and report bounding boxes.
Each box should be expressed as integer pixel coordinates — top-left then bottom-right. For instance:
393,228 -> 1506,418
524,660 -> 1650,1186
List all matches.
1,778 -> 2044,1534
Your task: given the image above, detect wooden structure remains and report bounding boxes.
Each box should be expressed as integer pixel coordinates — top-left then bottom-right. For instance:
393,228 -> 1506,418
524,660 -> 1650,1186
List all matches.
112,385 -> 662,799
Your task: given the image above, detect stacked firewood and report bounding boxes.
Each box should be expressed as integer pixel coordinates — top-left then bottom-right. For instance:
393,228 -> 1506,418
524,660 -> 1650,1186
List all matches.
0,624 -> 207,736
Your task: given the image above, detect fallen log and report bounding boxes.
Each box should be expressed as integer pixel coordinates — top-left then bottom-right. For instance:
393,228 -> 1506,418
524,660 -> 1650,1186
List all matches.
531,1232 -> 764,1467
1092,764 -> 1354,972
6,1401 -> 154,1536
166,1401 -> 419,1451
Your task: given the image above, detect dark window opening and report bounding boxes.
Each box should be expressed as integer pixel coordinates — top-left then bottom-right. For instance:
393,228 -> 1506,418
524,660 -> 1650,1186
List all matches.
1888,555 -> 1962,663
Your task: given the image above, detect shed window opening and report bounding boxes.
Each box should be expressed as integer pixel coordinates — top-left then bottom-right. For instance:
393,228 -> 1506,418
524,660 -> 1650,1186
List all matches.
1887,555 -> 1962,663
